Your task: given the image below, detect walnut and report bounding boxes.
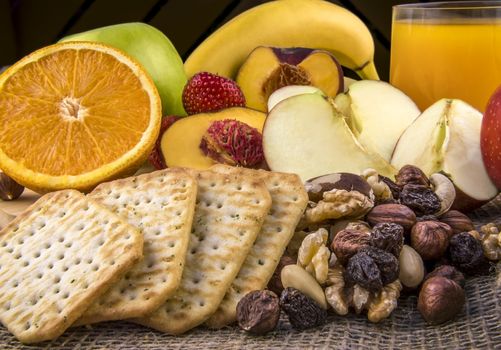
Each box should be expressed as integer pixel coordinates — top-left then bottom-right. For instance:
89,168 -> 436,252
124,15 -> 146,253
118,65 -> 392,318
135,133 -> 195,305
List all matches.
305,189 -> 374,224
298,228 -> 330,284
362,168 -> 393,201
367,279 -> 402,323
477,223 -> 501,261
325,264 -> 349,315
349,284 -> 371,314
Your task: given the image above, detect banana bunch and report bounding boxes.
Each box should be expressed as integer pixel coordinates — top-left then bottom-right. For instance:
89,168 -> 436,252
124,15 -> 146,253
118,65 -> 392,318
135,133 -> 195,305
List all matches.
185,0 -> 379,80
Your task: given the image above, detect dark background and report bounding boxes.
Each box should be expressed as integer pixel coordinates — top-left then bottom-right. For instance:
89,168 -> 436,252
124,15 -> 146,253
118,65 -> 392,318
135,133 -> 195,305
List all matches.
0,0 -> 463,80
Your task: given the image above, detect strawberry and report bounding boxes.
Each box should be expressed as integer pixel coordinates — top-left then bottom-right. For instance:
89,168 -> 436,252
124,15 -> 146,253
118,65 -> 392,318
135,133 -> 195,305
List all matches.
182,72 -> 246,115
148,115 -> 179,169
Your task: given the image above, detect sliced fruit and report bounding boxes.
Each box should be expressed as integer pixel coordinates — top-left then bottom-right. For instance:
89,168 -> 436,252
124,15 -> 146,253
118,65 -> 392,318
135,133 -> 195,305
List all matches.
182,72 -> 245,115
161,107 -> 265,169
263,93 -> 396,182
149,115 -> 179,169
0,42 -> 162,193
60,22 -> 186,115
267,85 -> 325,112
334,80 -> 420,161
236,47 -> 343,112
481,85 -> 501,189
391,99 -> 497,211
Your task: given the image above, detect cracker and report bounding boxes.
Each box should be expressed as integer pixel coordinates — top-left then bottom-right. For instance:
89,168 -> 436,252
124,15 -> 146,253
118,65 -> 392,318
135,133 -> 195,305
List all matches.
206,165 -> 308,328
136,168 -> 271,334
76,168 -> 197,324
0,190 -> 143,344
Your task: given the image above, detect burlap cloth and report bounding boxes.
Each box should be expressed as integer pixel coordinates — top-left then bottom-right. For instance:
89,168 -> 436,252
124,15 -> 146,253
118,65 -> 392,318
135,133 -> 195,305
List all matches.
1,200 -> 500,349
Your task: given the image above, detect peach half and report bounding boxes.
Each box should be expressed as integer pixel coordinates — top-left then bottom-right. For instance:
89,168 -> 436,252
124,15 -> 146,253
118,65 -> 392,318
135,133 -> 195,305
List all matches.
160,107 -> 266,169
236,46 -> 344,112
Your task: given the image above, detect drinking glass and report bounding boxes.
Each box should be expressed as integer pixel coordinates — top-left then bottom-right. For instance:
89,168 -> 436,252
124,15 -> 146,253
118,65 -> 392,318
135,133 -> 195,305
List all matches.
390,1 -> 501,112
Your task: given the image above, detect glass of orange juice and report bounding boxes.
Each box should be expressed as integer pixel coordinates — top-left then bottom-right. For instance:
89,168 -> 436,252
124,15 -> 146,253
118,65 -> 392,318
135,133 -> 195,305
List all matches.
390,1 -> 501,112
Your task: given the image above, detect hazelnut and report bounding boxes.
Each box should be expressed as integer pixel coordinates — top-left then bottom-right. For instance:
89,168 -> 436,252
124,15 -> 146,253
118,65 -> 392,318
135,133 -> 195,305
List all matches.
396,165 -> 430,187
267,255 -> 296,295
417,276 -> 465,325
439,210 -> 475,235
236,290 -> 280,334
366,204 -> 416,231
330,228 -> 370,265
425,265 -> 465,289
398,245 -> 425,289
411,221 -> 452,260
0,172 -> 24,201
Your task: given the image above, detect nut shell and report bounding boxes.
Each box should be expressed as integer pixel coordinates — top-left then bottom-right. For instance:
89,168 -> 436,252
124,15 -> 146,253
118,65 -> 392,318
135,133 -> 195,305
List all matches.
411,221 -> 452,260
425,265 -> 465,289
236,290 -> 280,334
366,204 -> 416,231
396,165 -> 430,187
0,173 -> 24,201
330,228 -> 370,264
417,276 -> 465,325
439,210 -> 475,235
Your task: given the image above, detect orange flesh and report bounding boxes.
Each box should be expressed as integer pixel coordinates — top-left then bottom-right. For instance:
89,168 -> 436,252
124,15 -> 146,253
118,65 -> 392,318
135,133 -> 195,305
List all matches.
0,48 -> 151,176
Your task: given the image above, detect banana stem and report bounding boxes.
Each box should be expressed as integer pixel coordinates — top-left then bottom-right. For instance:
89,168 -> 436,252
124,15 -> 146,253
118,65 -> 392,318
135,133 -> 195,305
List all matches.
356,60 -> 380,80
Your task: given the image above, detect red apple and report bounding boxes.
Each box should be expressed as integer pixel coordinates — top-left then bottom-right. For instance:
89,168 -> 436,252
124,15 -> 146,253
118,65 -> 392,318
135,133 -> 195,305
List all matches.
481,86 -> 501,189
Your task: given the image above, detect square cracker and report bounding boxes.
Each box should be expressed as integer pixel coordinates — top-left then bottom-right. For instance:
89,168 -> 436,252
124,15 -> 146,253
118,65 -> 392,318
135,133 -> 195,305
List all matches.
135,167 -> 272,334
0,190 -> 143,344
76,168 -> 197,324
206,165 -> 308,328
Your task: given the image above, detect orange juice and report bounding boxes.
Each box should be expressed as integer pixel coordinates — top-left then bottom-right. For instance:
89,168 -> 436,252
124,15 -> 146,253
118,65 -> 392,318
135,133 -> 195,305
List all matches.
390,19 -> 501,112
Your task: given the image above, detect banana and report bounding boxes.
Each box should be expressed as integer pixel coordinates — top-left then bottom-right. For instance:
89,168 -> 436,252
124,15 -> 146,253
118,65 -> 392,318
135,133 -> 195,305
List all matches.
184,0 -> 379,80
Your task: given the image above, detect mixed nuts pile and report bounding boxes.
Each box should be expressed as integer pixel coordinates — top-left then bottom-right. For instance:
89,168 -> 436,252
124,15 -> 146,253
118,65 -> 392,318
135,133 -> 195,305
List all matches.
236,165 -> 501,334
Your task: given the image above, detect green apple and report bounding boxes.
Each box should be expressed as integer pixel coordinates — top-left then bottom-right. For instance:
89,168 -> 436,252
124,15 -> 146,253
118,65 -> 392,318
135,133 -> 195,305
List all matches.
60,22 -> 187,116
263,93 -> 396,182
391,98 -> 497,211
334,80 -> 420,162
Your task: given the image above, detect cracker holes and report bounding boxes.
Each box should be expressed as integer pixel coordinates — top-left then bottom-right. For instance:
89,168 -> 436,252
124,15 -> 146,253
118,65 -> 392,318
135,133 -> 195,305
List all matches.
176,211 -> 181,216
13,253 -> 21,260
103,220 -> 109,225
238,230 -> 246,237
17,238 -> 24,245
54,276 -> 61,283
29,230 -> 35,237
57,253 -> 64,260
75,258 -> 81,265
198,236 -> 204,243
22,261 -> 29,267
12,226 -> 19,233
36,272 -> 43,279
168,241 -> 175,248
124,273 -> 131,280
210,182 -> 216,188
212,245 -> 219,250
63,292 -> 70,299
277,226 -> 283,233
65,242 -> 72,248
220,264 -> 226,271
273,182 -> 279,187
255,199 -> 261,204
161,277 -> 167,283
217,203 -> 223,209
34,251 -> 41,259
107,190 -> 112,195
155,230 -> 161,236
114,194 -> 121,200
292,196 -> 299,202
6,247 -> 13,254
193,278 -> 200,284
48,263 -> 54,269
84,205 -> 90,211
191,228 -> 196,234
91,264 -> 99,272
25,322 -> 30,330
129,295 -> 136,301
38,222 -> 46,230
1,242 -> 7,248
258,259 -> 265,266
236,185 -> 242,191
120,288 -> 126,294
62,265 -> 69,272
83,283 -> 89,289
199,301 -> 205,307
190,248 -> 197,255
205,202 -> 211,207
110,260 -> 116,266
86,258 -> 93,264
54,288 -> 60,295
145,198 -> 152,204
147,261 -> 154,268
98,239 -> 105,246
44,243 -> 51,249
59,211 -> 66,218
4,302 -> 10,311
12,281 -> 19,288
77,224 -> 85,231
58,236 -> 65,243
181,182 -> 187,188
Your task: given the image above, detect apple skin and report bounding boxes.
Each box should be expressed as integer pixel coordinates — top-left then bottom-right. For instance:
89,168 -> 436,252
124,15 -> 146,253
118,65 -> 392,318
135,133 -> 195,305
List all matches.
481,85 -> 501,189
60,22 -> 187,116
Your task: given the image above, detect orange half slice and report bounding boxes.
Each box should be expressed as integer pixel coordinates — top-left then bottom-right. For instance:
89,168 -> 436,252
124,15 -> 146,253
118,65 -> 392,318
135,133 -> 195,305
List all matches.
0,41 -> 161,192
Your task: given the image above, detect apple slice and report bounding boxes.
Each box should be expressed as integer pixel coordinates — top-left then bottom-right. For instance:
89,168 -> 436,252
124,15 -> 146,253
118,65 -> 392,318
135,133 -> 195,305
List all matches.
267,85 -> 324,112
334,80 -> 420,162
391,99 -> 497,211
263,93 -> 396,182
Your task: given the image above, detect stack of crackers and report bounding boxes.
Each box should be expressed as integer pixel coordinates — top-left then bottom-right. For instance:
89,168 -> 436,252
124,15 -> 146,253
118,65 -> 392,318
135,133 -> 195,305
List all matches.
0,165 -> 307,344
